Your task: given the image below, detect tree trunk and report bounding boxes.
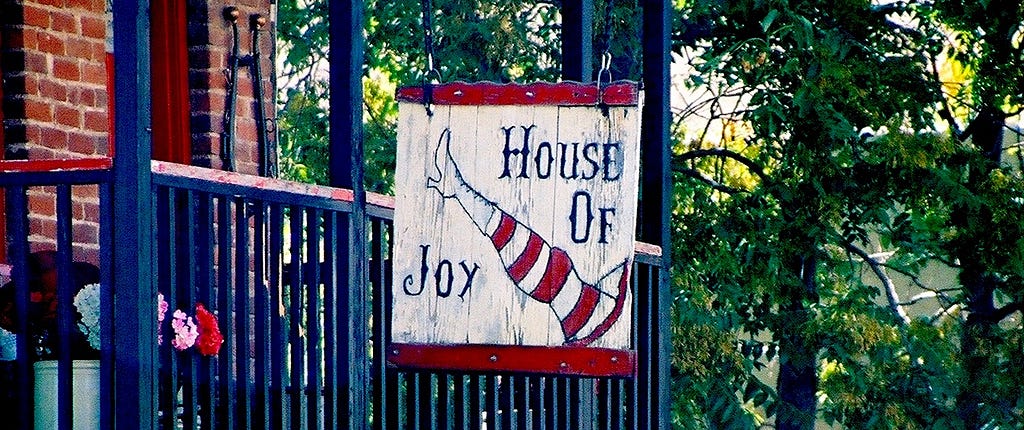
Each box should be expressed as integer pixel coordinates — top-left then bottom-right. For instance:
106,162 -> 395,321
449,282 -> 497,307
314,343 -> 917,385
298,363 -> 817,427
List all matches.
777,255 -> 819,430
954,105 -> 1004,429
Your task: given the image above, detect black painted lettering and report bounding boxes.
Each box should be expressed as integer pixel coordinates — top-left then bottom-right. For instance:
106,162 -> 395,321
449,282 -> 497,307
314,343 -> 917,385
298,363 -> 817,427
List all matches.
500,126 -> 531,178
558,142 -> 580,179
458,261 -> 479,299
602,142 -> 622,181
435,260 -> 454,297
581,142 -> 600,180
534,141 -> 553,179
403,245 -> 430,296
598,207 -> 616,244
569,191 -> 595,243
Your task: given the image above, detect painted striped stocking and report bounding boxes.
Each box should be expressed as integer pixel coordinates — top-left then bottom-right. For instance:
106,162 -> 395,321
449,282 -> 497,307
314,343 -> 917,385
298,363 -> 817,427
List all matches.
428,129 -> 629,346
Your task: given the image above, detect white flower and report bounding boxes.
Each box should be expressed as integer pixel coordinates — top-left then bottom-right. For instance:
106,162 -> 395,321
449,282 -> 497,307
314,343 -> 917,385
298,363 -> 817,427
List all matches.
73,283 -> 102,351
0,326 -> 16,361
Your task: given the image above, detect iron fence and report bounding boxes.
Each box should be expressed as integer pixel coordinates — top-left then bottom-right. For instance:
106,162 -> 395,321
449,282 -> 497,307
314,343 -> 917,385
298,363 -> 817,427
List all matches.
1,161 -> 661,429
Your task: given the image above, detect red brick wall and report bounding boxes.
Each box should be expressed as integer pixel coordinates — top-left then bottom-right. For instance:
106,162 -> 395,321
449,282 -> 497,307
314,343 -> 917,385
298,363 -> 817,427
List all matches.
1,0 -> 277,265
1,1 -> 110,161
1,1 -> 110,265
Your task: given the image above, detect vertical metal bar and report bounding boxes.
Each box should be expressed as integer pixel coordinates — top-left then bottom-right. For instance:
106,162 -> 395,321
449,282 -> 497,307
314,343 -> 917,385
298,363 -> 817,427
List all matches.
288,206 -> 305,429
469,374 -> 482,430
499,375 -> 513,429
534,377 -> 546,430
330,0 -> 369,422
640,1 -> 673,428
418,373 -> 433,429
561,0 -> 593,81
453,373 -> 466,429
405,372 -> 417,428
438,373 -> 450,430
544,377 -> 555,430
324,211 -> 339,428
156,186 -> 176,429
305,208 -> 322,430
611,378 -> 623,429
371,219 -> 387,430
111,0 -> 155,427
99,181 -> 114,430
485,376 -> 498,430
515,376 -> 529,429
55,184 -> 73,430
8,186 -> 32,430
386,368 -> 401,428
179,189 -> 199,430
254,201 -> 270,429
216,196 -> 235,429
234,197 -> 251,428
269,204 -> 286,430
569,378 -> 581,430
196,192 -> 216,429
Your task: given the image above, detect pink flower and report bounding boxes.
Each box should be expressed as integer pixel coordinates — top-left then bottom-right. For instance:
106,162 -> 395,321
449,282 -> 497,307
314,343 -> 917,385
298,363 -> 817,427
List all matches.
157,293 -> 169,345
170,309 -> 198,351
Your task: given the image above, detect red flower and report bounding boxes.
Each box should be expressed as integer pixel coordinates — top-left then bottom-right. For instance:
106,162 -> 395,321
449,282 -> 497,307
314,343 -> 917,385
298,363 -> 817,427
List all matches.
193,303 -> 223,356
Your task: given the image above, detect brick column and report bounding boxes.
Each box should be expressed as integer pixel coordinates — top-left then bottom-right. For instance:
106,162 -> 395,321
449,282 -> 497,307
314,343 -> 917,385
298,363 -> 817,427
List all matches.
1,1 -> 110,265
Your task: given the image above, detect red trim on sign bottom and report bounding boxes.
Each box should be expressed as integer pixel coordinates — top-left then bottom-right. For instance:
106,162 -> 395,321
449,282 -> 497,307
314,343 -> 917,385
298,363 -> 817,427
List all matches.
387,343 -> 635,377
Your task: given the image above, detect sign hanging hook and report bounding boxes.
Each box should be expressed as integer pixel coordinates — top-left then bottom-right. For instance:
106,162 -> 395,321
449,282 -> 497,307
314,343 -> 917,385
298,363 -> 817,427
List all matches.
596,0 -> 615,107
421,0 -> 440,116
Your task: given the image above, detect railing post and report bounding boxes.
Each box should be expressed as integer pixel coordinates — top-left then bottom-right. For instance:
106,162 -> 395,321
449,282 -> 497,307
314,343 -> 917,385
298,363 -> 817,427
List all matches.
111,0 -> 156,428
329,0 -> 370,427
640,0 -> 672,428
562,0 -> 594,81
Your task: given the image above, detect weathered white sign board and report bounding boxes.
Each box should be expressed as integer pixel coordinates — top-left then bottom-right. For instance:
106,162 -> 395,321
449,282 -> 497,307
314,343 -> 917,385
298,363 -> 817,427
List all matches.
390,82 -> 640,375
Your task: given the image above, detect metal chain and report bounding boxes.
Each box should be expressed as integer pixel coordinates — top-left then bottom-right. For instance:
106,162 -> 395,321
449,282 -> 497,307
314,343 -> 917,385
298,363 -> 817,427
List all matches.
421,0 -> 438,114
597,0 -> 615,86
598,0 -> 614,57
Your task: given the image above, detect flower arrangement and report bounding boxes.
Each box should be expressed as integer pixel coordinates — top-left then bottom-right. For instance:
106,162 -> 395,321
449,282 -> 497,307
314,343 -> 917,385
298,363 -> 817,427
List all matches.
73,287 -> 224,356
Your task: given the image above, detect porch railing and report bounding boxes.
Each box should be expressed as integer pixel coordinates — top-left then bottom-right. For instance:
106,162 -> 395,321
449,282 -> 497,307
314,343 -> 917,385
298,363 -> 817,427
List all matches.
2,161 -> 662,429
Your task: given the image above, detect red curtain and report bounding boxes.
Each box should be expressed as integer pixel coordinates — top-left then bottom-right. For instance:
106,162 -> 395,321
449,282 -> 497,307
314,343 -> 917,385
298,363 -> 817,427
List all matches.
150,0 -> 191,164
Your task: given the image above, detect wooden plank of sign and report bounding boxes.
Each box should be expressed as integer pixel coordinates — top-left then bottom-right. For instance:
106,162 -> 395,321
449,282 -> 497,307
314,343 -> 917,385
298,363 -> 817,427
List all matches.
392,84 -> 641,352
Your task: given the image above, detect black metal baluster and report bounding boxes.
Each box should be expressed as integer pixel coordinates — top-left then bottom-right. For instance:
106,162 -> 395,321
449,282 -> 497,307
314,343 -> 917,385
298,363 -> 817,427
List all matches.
157,186 -> 176,429
196,192 -> 215,429
288,205 -> 304,429
234,197 -> 251,429
55,184 -> 73,430
179,189 -> 198,430
253,200 -> 270,429
268,203 -> 285,430
216,195 -> 235,430
305,208 -> 322,430
323,211 -> 339,428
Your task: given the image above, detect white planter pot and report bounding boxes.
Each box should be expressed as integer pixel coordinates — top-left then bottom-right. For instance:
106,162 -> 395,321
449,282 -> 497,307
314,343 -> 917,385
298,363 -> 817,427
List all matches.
33,360 -> 100,430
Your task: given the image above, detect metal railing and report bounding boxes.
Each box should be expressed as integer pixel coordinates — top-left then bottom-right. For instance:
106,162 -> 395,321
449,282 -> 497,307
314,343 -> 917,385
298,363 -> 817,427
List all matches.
150,161 -> 662,429
0,159 -> 116,430
1,161 -> 661,429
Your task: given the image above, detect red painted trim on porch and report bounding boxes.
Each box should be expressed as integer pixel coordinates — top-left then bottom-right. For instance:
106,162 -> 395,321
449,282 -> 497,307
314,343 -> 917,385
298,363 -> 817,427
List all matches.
150,160 -> 396,210
396,81 -> 639,106
0,158 -> 113,173
149,0 -> 190,164
386,343 -> 635,377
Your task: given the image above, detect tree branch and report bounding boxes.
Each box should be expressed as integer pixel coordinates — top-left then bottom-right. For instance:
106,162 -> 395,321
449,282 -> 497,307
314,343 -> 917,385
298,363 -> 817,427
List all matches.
674,167 -> 746,194
846,243 -> 911,326
674,148 -> 768,181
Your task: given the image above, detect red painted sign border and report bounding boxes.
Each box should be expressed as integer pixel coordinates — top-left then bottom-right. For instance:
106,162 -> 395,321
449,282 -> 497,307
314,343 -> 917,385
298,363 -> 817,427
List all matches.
396,81 -> 639,106
387,343 -> 636,377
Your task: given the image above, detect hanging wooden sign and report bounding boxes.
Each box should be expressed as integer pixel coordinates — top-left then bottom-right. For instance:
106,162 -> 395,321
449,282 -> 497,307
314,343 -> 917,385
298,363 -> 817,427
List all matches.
389,82 -> 641,377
